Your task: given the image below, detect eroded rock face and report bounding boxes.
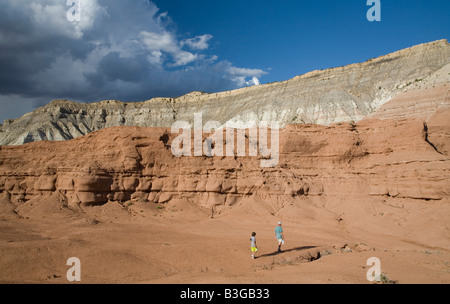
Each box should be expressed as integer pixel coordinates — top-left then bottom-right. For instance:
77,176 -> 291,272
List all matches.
1,39 -> 449,146
0,107 -> 448,213
368,84 -> 450,122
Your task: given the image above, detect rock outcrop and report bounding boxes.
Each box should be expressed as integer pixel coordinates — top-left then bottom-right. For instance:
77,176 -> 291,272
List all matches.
1,106 -> 448,212
1,39 -> 449,146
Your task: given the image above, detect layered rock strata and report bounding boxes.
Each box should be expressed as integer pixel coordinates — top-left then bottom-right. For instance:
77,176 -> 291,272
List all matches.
0,108 -> 448,213
1,39 -> 449,146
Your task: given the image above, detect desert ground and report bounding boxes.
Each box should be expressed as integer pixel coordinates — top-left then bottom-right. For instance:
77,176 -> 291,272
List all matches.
1,193 -> 449,284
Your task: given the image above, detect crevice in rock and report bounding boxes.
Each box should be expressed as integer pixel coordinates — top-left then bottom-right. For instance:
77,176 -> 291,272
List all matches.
159,133 -> 170,149
423,122 -> 443,155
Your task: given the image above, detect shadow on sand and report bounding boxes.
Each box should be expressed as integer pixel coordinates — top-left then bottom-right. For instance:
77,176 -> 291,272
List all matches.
257,246 -> 317,258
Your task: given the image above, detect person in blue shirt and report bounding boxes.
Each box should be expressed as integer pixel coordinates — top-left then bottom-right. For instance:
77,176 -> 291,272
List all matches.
275,222 -> 284,252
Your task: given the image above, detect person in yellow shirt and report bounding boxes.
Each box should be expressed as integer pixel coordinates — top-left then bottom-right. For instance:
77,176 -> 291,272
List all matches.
250,232 -> 258,259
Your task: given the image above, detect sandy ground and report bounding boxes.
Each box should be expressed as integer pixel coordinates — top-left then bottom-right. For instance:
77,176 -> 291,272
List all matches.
1,198 -> 449,284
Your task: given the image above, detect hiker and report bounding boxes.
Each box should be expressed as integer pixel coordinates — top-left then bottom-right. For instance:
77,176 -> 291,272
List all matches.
250,232 -> 258,259
275,222 -> 284,252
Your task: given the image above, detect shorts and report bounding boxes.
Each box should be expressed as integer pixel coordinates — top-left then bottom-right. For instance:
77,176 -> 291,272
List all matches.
277,239 -> 285,245
251,247 -> 258,252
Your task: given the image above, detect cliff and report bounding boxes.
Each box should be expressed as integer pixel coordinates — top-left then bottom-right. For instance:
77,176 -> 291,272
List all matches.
1,39 -> 449,146
1,96 -> 449,248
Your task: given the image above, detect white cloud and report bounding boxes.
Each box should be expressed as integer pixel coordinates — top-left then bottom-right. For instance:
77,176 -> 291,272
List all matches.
28,0 -> 103,39
208,55 -> 218,62
182,34 -> 213,50
76,0 -> 105,33
227,66 -> 266,78
227,66 -> 266,87
232,76 -> 261,87
172,51 -> 198,66
247,76 -> 261,86
140,31 -> 177,52
30,1 -> 79,38
140,31 -> 199,66
147,51 -> 164,65
156,11 -> 169,24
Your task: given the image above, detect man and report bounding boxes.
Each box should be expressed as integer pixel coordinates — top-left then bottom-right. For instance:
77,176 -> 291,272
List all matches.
275,222 -> 284,252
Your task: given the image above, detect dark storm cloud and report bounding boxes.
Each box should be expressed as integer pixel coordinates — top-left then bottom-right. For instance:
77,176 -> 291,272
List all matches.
91,52 -> 151,83
0,0 -> 266,122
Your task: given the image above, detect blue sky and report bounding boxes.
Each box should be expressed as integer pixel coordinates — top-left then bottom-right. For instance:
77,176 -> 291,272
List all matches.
0,0 -> 449,122
153,0 -> 450,83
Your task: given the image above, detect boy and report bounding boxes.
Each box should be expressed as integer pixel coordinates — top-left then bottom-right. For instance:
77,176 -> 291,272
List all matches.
250,232 -> 258,259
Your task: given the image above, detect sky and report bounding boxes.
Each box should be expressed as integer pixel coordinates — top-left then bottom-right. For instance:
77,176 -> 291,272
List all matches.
0,0 -> 449,123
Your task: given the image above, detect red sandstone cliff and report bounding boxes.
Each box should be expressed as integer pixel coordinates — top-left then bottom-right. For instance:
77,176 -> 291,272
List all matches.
0,86 -> 449,250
